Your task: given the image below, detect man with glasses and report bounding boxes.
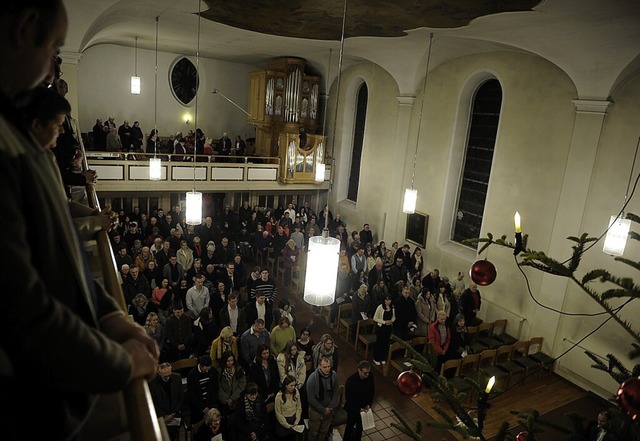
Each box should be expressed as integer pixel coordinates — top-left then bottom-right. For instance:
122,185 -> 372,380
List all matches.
343,360 -> 375,441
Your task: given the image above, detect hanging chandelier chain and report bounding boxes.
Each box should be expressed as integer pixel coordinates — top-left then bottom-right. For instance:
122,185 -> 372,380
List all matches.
410,32 -> 434,189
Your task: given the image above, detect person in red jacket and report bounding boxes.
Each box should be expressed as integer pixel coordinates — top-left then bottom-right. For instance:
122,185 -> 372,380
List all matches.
429,310 -> 451,373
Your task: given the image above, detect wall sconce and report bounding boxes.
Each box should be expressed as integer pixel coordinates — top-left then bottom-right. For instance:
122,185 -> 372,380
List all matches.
402,33 -> 434,214
131,36 -> 141,94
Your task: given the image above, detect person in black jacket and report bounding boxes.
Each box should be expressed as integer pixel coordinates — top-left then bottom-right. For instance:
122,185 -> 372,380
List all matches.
186,356 -> 219,424
343,360 -> 375,441
149,363 -> 185,441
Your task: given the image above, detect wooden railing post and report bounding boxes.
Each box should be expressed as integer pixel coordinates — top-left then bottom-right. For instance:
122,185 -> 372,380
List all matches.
87,186 -> 164,441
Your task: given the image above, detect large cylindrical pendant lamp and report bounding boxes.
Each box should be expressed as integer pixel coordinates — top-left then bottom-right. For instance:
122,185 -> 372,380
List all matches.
403,188 -> 418,214
185,191 -> 202,225
130,76 -> 141,94
304,234 -> 341,306
149,157 -> 162,180
603,215 -> 631,256
315,162 -> 325,182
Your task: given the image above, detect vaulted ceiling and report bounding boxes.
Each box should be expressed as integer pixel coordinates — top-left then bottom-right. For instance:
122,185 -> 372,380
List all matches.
64,0 -> 640,98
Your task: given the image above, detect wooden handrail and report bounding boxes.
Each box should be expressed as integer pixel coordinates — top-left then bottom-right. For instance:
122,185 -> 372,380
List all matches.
86,149 -> 282,165
86,185 -> 163,441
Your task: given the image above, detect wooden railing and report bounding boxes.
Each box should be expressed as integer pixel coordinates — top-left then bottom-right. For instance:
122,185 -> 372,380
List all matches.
85,187 -> 164,441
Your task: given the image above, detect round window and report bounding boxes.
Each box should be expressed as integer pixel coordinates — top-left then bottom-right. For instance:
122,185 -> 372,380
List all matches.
170,57 -> 199,106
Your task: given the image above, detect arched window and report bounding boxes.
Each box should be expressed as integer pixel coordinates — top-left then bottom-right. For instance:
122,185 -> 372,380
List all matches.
347,83 -> 368,202
452,79 -> 502,244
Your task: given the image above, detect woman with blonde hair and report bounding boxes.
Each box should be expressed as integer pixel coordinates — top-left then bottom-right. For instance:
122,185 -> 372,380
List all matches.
144,312 -> 164,354
194,408 -> 227,441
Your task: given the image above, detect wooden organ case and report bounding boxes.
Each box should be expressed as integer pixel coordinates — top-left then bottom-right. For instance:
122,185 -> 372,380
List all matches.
248,57 -> 325,183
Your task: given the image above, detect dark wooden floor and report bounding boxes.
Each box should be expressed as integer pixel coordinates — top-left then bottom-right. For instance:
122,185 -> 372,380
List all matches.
284,282 -> 588,441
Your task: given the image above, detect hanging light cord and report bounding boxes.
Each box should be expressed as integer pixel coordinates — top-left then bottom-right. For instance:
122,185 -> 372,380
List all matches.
153,16 -> 159,158
193,0 -> 201,188
409,33 -> 433,190
324,0 -> 348,232
134,36 -> 138,76
624,136 -> 640,201
557,135 -> 640,264
321,48 -> 333,144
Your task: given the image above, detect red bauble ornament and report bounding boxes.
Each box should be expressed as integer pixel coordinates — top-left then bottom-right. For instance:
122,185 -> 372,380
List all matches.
515,431 -> 528,441
470,259 -> 497,286
397,370 -> 422,396
617,376 -> 640,421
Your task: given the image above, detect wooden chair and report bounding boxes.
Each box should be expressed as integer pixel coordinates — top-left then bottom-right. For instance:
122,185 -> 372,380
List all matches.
384,341 -> 407,376
290,257 -> 303,290
492,319 -> 518,345
496,340 -> 527,386
332,385 -> 348,427
458,353 -> 481,402
470,322 -> 494,353
477,348 -> 508,390
512,340 -> 542,381
467,325 -> 479,347
441,359 -> 472,397
336,303 -> 353,343
527,336 -> 555,376
171,358 -> 198,378
170,358 -> 197,440
355,318 -> 377,360
410,336 -> 428,355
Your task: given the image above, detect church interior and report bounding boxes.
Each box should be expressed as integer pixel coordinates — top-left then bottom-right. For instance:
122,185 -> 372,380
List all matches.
57,0 -> 640,439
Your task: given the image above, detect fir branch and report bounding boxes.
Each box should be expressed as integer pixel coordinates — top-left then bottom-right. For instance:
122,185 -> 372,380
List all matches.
390,408 -> 421,440
613,256 -> 640,272
625,212 -> 640,224
431,406 -> 455,425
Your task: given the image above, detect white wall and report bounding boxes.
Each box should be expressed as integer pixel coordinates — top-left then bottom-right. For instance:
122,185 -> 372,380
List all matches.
328,50 -> 640,398
76,44 -> 257,141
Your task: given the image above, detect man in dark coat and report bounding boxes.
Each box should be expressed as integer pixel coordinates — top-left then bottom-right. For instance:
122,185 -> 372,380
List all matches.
343,361 -> 375,441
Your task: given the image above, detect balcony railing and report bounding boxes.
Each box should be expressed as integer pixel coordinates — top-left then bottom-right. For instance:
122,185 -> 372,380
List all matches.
86,151 -> 329,192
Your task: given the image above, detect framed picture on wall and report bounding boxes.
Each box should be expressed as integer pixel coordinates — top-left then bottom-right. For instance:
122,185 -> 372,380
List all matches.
406,212 -> 429,248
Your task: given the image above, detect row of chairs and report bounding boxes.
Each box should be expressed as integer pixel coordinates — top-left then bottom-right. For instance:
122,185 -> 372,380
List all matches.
261,247 -> 304,291
468,319 -> 518,353
440,337 -> 555,402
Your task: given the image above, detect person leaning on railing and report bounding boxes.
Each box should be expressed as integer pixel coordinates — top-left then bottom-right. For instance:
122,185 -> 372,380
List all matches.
0,2 -> 159,439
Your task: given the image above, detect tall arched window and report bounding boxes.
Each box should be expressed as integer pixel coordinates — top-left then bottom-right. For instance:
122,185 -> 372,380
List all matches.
452,79 -> 502,244
347,83 -> 368,202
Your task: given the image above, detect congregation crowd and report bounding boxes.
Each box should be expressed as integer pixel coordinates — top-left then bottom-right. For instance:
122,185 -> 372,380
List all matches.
110,198 -> 484,441
90,116 -> 250,161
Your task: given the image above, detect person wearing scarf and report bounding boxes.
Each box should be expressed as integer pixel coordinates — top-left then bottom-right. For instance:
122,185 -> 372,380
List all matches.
210,326 -> 239,369
217,350 -> 246,416
235,382 -> 267,440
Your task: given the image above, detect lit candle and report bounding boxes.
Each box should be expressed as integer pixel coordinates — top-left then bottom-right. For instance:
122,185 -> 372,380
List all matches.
485,376 -> 495,393
514,212 -> 521,233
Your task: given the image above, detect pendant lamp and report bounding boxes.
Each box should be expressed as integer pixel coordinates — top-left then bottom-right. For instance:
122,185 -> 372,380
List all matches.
303,0 -> 347,306
185,0 -> 202,225
403,33 -> 434,214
